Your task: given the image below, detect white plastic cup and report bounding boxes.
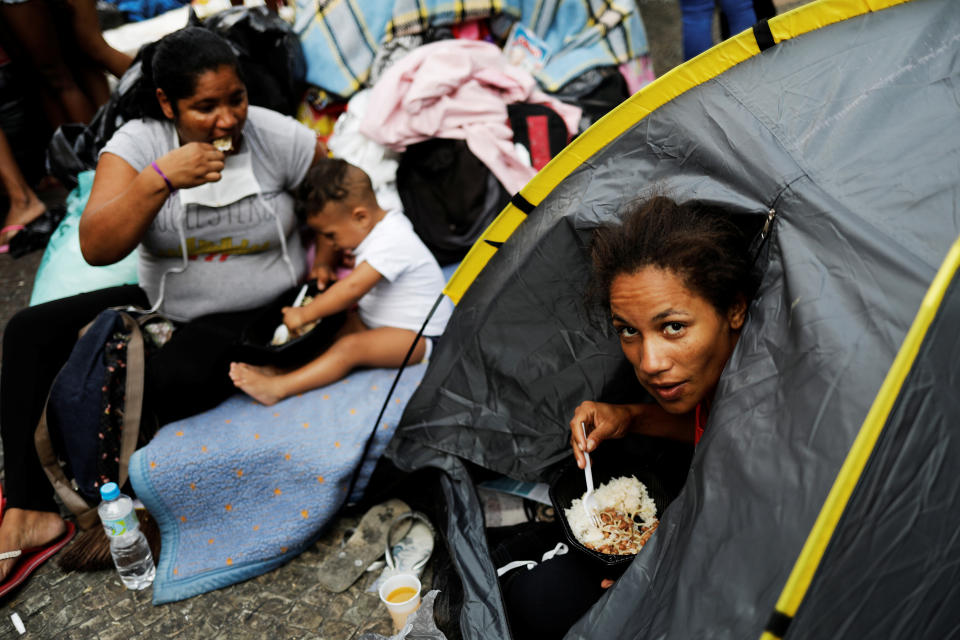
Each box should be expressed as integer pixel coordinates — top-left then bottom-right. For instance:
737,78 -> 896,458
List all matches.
378,573 -> 422,631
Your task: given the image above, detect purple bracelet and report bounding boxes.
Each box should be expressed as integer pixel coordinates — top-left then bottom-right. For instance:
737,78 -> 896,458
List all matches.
150,161 -> 176,194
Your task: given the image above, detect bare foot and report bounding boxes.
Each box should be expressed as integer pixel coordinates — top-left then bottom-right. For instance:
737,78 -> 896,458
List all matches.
0,509 -> 67,582
1,193 -> 47,246
229,362 -> 286,406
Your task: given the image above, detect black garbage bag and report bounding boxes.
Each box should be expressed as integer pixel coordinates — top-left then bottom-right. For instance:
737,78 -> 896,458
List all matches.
190,6 -> 306,117
46,7 -> 306,190
552,65 -> 629,133
45,53 -> 154,190
396,138 -> 511,266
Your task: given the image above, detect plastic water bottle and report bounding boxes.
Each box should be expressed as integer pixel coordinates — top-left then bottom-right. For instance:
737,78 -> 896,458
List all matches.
98,482 -> 156,590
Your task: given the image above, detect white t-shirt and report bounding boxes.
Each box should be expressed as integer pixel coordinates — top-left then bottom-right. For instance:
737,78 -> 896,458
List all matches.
353,210 -> 452,336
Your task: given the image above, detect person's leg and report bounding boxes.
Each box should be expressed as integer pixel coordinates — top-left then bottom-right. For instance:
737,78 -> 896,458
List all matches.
142,305 -> 267,426
229,314 -> 426,406
678,0 -> 717,61
64,0 -> 132,79
0,128 -> 45,247
0,0 -> 96,126
501,550 -> 617,639
0,285 -> 147,580
719,0 -> 757,36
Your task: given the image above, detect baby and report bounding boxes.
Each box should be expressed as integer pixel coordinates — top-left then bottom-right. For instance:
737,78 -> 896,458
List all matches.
229,158 -> 452,405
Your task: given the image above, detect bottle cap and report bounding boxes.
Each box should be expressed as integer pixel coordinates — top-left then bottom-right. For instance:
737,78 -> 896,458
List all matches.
100,482 -> 120,501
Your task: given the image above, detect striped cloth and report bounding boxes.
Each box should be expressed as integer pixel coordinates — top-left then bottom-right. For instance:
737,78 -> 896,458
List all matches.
295,0 -> 648,97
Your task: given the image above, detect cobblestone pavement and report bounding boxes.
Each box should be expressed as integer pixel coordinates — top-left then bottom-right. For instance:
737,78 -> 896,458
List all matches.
0,1 -> 810,637
0,515 -> 409,639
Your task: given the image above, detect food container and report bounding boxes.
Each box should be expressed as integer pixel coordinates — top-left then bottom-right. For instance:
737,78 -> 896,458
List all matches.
548,434 -> 692,566
235,283 -> 346,369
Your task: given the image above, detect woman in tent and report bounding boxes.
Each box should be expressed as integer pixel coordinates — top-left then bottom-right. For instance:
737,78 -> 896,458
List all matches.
0,26 -> 324,595
569,194 -> 758,462
502,195 -> 759,638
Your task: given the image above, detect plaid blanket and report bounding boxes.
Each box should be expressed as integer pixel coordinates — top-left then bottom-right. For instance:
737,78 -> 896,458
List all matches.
296,0 -> 648,96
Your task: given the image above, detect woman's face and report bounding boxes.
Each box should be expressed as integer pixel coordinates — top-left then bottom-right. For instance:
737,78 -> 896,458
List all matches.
609,267 -> 746,415
158,65 -> 248,148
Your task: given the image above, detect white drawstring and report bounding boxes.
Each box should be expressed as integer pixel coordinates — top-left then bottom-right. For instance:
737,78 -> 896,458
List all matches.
148,201 -> 190,314
257,191 -> 299,289
495,542 -> 569,577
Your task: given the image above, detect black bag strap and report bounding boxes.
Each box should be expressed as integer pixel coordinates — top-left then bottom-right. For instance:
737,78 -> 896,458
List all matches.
34,309 -> 151,530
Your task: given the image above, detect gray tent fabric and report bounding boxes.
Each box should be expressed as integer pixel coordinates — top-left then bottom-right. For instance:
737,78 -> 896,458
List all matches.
385,0 -> 960,638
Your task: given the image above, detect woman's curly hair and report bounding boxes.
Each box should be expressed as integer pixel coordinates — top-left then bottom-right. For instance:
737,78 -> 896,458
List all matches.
590,195 -> 759,316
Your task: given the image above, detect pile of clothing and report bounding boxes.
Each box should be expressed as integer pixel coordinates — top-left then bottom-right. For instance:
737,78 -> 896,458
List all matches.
295,0 -> 654,264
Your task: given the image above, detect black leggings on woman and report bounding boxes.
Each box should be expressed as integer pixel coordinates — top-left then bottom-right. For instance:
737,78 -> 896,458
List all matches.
0,285 -> 268,512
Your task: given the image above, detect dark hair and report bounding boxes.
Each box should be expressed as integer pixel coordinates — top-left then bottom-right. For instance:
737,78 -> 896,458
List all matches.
296,158 -> 375,216
137,27 -> 241,120
590,195 -> 759,316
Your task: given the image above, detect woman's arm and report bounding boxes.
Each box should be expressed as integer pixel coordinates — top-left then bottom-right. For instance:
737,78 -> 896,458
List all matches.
569,401 -> 694,469
283,261 -> 381,329
79,143 -> 225,265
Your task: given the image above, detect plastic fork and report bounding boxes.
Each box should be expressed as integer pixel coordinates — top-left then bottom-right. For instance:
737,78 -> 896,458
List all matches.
580,422 -> 602,529
271,284 -> 309,345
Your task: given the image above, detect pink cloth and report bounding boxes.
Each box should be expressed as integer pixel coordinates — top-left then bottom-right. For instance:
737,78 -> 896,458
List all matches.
359,40 -> 581,195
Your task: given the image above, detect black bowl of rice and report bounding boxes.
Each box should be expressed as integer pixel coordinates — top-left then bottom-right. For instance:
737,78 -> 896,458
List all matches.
549,435 -> 690,566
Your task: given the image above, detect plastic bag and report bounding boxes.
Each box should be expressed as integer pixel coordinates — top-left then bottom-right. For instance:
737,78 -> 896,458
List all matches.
357,590 -> 448,640
30,170 -> 139,306
45,57 -> 151,190
190,6 -> 306,116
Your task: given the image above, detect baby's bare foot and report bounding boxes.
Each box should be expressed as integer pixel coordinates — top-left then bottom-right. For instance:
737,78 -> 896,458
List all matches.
229,362 -> 285,406
0,509 -> 66,582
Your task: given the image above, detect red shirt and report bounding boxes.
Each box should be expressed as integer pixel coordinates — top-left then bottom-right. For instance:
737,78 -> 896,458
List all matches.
694,402 -> 707,445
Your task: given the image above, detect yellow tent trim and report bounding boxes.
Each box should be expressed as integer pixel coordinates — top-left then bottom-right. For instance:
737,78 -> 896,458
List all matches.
443,0 -> 911,304
759,235 -> 960,640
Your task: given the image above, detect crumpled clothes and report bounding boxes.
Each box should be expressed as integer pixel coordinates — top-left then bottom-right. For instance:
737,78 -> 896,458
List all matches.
359,39 -> 580,195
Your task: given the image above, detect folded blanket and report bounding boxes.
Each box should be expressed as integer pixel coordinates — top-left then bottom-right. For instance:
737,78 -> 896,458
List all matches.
129,363 -> 427,604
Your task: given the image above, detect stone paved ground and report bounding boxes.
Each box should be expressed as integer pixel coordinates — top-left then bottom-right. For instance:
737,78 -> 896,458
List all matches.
0,1 -> 808,637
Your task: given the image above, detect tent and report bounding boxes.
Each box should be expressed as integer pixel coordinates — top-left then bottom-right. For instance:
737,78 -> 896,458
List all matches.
381,0 -> 960,637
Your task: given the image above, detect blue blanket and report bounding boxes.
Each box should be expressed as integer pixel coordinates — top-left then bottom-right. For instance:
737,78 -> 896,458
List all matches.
129,363 -> 427,604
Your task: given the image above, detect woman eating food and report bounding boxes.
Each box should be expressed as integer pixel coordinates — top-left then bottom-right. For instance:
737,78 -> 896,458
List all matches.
568,194 -> 758,462
0,26 -> 326,595
501,194 -> 760,639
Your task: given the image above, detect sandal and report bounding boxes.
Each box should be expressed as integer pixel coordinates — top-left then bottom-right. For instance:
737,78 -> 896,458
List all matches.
369,511 -> 436,594
0,224 -> 25,254
0,521 -> 77,600
7,206 -> 66,258
318,499 -> 412,593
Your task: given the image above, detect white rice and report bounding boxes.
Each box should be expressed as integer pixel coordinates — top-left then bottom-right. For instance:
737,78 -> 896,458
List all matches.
564,475 -> 657,549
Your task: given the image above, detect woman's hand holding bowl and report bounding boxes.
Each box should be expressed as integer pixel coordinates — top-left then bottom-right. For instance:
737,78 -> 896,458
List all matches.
156,142 -> 226,190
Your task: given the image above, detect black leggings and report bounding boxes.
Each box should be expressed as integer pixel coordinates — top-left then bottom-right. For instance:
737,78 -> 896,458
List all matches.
0,285 -> 268,512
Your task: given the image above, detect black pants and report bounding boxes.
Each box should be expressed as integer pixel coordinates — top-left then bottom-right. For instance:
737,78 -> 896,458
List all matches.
492,521 -> 627,640
0,285 -> 268,512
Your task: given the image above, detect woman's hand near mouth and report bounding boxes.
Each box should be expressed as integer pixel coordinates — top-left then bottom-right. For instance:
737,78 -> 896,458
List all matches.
155,142 -> 226,189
